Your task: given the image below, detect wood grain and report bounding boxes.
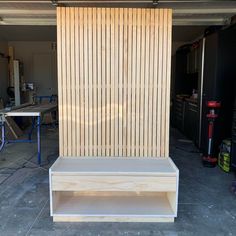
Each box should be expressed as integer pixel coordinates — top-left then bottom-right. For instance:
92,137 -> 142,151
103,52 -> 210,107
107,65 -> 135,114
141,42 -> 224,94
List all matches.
50,157 -> 179,222
52,175 -> 176,192
53,216 -> 174,223
57,7 -> 172,157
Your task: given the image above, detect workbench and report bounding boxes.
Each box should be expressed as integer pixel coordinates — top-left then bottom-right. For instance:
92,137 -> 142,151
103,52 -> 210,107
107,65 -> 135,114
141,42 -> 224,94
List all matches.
0,103 -> 58,165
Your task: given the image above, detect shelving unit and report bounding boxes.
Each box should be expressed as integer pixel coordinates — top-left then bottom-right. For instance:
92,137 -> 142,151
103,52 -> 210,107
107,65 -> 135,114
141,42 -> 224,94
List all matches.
50,157 -> 179,222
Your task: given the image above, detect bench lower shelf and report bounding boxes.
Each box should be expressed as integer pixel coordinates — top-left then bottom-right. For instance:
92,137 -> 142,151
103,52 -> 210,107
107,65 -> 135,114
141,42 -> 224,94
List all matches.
53,192 -> 175,222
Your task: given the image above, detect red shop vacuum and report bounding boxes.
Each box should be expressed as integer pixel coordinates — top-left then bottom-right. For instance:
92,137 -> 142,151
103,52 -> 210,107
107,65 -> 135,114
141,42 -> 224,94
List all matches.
202,101 -> 221,167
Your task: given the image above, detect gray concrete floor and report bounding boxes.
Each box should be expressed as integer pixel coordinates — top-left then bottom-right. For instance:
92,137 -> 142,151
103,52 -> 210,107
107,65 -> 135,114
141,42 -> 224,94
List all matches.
0,127 -> 235,236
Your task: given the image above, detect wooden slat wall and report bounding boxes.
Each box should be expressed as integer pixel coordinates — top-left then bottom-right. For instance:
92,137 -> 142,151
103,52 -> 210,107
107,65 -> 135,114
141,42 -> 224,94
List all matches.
57,7 -> 172,157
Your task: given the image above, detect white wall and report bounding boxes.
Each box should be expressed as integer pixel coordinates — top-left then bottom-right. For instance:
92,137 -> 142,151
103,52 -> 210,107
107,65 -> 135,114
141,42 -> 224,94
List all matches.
0,41 -> 8,103
0,39 -> 189,105
8,41 -> 57,96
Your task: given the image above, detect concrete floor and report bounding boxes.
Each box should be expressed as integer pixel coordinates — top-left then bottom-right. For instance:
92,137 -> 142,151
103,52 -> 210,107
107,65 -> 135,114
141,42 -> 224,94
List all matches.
0,127 -> 235,236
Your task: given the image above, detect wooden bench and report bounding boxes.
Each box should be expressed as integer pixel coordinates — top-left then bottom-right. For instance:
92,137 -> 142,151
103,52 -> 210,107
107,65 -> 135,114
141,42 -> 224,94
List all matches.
49,157 -> 179,222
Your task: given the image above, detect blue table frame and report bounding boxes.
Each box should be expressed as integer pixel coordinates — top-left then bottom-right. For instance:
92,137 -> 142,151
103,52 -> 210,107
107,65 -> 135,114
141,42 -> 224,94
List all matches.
0,103 -> 57,165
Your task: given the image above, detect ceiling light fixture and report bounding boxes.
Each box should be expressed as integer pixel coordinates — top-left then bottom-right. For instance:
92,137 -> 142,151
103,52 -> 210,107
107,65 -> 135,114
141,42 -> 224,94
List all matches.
51,0 -> 58,6
153,0 -> 159,6
51,0 -> 64,7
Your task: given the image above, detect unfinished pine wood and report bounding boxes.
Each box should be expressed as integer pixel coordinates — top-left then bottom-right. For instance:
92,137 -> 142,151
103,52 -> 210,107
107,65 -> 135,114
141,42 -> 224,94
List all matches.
53,193 -> 174,214
131,9 -> 137,156
123,8 -> 128,156
53,216 -> 174,223
52,175 -> 176,192
92,8 -> 97,156
79,8 -> 85,156
50,157 -> 179,222
75,8 -> 80,156
148,9 -> 155,156
165,10 -> 172,157
97,9 -> 102,156
118,8 -> 124,156
101,8 -> 106,156
57,7 -> 172,157
52,190 -> 176,222
135,9 -> 141,157
139,9 -> 145,157
50,157 -> 178,176
70,8 -> 76,156
84,8 -> 89,156
153,9 -> 159,157
157,9 -> 164,157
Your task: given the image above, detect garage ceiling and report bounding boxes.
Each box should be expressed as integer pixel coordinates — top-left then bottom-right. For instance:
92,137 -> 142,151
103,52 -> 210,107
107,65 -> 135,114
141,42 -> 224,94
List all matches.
0,0 -> 235,26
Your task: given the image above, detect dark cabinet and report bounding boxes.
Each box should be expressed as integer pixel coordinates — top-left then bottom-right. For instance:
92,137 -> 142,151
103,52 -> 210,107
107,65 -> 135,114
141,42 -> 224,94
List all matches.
174,97 -> 185,132
231,98 -> 236,168
201,27 -> 236,156
172,41 -> 202,146
172,26 -> 236,155
184,101 -> 199,144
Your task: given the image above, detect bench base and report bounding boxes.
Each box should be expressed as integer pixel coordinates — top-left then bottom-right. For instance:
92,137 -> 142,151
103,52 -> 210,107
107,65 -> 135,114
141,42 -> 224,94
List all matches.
53,216 -> 174,223
49,157 -> 179,223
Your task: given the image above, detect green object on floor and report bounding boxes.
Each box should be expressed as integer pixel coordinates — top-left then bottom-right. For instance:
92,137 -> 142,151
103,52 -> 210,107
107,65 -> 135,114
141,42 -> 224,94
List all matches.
218,139 -> 231,172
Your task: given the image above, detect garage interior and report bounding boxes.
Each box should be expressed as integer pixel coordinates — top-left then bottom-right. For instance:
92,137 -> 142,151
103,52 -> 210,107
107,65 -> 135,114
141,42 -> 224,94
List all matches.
0,0 -> 236,235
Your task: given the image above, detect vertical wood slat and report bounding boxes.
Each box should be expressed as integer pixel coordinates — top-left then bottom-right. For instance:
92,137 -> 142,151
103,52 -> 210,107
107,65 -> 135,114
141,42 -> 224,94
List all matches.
118,8 -> 124,156
65,8 -> 72,156
57,7 -> 63,155
165,10 -> 172,157
152,9 -> 159,157
106,8 -> 111,156
75,8 -> 80,156
122,8 -> 128,156
97,9 -> 102,156
148,9 -> 155,157
114,8 -> 119,156
131,9 -> 136,157
92,8 -> 97,156
161,9 -> 168,157
144,9 -> 150,157
61,8 -> 67,155
79,8 -> 84,156
139,9 -> 145,157
110,8 -> 115,156
101,8 -> 106,156
70,8 -> 76,157
57,7 -> 172,158
83,8 -> 89,156
88,8 -> 93,156
126,9 -> 132,157
157,9 -> 164,157
135,8 -> 141,157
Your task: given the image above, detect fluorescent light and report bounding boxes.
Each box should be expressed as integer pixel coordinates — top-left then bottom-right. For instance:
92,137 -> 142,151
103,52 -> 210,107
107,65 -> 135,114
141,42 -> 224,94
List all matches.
0,18 -> 56,25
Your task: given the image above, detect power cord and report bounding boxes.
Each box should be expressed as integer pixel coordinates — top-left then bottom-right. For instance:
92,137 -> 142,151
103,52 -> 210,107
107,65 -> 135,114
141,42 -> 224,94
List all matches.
0,151 -> 58,185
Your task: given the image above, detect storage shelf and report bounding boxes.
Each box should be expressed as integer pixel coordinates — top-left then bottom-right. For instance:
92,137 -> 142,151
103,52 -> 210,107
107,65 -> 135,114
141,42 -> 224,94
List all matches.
53,193 -> 175,217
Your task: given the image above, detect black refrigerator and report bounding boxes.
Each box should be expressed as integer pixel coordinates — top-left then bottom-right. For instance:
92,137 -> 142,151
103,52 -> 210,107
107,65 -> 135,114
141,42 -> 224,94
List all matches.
200,26 -> 236,156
